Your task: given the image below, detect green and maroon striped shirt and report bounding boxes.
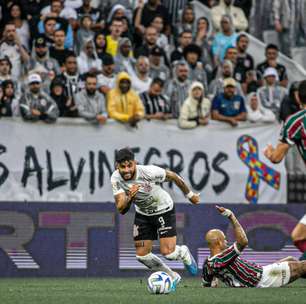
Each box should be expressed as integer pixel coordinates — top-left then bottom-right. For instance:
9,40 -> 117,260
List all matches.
202,243 -> 263,287
280,109 -> 306,163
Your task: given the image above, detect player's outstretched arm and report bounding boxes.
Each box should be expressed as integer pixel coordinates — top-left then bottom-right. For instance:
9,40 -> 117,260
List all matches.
114,185 -> 140,215
216,206 -> 248,251
264,142 -> 290,164
165,170 -> 200,204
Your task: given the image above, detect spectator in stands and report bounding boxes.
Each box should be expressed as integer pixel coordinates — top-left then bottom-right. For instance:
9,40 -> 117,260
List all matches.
175,5 -> 197,38
40,17 -> 57,47
114,38 -> 135,75
8,2 -> 30,51
94,32 -> 108,62
28,36 -> 61,78
76,0 -> 104,31
76,14 -> 95,53
246,92 -> 276,123
107,4 -> 127,24
211,0 -> 248,32
50,77 -> 71,117
249,0 -> 274,41
162,0 -> 191,25
97,53 -> 116,96
273,0 -> 306,57
211,78 -> 247,127
279,81 -> 304,176
212,15 -> 238,63
166,60 -> 191,118
150,15 -> 170,57
256,44 -> 288,88
106,17 -> 124,57
53,53 -> 83,117
179,81 -> 211,129
242,69 -> 261,95
107,71 -> 145,127
19,73 -> 59,122
209,60 -> 244,97
234,0 -> 253,19
0,56 -> 14,84
195,17 -> 214,80
131,56 -> 152,94
140,77 -> 171,120
77,39 -> 102,75
49,29 -> 72,67
0,22 -> 30,79
170,29 -> 193,63
149,46 -> 170,86
234,34 -> 254,84
0,79 -> 20,117
75,73 -> 107,124
183,43 -> 208,93
257,67 -> 287,118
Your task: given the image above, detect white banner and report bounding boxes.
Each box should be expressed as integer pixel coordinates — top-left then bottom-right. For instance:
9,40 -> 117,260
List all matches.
0,118 -> 287,204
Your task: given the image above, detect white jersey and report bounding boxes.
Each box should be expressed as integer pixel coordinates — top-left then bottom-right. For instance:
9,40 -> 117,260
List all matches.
111,165 -> 173,216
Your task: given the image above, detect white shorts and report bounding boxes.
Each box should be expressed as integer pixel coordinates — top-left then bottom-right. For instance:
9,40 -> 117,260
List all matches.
299,214 -> 306,226
257,262 -> 291,288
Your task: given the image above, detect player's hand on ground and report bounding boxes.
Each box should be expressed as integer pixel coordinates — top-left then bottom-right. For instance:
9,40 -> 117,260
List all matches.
216,205 -> 233,218
189,192 -> 200,204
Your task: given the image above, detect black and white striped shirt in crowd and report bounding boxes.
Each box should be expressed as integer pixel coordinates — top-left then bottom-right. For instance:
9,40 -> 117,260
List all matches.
140,92 -> 171,115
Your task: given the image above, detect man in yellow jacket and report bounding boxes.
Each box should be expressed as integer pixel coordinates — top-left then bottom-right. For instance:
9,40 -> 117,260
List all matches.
107,72 -> 145,127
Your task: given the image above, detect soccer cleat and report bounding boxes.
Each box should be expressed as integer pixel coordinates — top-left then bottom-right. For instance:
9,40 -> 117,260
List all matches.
171,272 -> 181,292
180,245 -> 198,276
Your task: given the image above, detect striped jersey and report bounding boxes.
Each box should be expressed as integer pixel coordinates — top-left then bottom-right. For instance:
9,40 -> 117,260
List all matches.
202,243 -> 263,287
280,109 -> 306,163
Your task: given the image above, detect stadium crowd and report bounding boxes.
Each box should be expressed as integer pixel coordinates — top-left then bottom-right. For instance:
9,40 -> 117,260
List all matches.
0,0 -> 305,173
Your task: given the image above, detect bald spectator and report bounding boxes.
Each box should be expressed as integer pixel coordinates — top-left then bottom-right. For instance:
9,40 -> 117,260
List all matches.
131,56 -> 153,94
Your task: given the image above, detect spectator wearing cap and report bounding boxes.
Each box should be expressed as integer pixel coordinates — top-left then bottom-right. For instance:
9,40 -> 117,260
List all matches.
149,46 -> 170,86
179,81 -> 211,129
49,29 -> 73,67
183,43 -> 208,94
97,53 -> 116,96
19,73 -> 59,122
211,15 -> 238,64
256,44 -> 288,88
50,77 -> 71,117
170,29 -> 193,63
28,36 -> 61,79
211,78 -> 247,127
0,80 -> 20,117
246,92 -> 276,123
166,60 -> 192,118
211,0 -> 248,32
0,22 -> 30,79
140,77 -> 171,120
257,67 -> 287,118
131,56 -> 152,94
77,39 -> 102,75
75,73 -> 107,124
107,72 -> 144,127
114,38 -> 135,75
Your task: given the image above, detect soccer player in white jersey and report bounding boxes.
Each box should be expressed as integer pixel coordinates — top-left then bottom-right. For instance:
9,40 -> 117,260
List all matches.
111,147 -> 200,289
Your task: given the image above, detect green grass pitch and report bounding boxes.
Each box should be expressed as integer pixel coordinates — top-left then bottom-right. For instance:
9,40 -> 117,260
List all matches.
0,278 -> 305,304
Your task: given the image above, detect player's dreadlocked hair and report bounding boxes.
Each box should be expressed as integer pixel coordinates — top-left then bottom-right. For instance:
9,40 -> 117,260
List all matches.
115,147 -> 135,163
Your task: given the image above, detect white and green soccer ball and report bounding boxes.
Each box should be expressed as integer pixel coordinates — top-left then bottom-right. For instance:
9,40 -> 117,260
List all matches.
147,271 -> 173,294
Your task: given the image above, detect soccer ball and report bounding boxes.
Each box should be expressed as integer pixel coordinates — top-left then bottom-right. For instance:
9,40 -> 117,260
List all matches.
147,271 -> 173,294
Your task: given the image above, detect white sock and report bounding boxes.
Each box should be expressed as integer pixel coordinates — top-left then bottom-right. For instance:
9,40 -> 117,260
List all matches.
164,246 -> 182,260
136,252 -> 177,279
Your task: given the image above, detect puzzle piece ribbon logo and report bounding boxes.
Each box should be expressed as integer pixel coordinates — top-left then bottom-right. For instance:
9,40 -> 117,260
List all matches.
237,135 -> 280,204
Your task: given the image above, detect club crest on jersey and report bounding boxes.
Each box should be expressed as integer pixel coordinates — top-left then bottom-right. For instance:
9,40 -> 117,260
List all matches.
141,182 -> 152,192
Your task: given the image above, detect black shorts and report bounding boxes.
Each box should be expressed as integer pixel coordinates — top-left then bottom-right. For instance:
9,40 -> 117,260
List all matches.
133,207 -> 177,241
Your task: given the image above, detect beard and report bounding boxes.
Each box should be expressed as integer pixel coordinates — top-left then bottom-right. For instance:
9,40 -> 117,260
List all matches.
86,88 -> 96,96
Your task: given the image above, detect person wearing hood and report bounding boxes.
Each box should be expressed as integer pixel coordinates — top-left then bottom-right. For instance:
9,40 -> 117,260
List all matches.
175,4 -> 197,40
179,81 -> 211,129
107,4 -> 127,24
107,72 -> 144,127
76,14 -> 95,53
257,67 -> 287,118
77,39 -> 102,75
246,92 -> 276,123
211,0 -> 248,32
114,37 -> 135,75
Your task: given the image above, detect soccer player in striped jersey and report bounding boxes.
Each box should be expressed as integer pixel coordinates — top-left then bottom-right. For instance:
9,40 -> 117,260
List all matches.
202,206 -> 306,288
264,80 -> 306,260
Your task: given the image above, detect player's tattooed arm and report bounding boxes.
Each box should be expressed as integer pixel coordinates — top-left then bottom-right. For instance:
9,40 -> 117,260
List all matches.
115,185 -> 140,214
216,206 -> 248,251
165,170 -> 200,204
